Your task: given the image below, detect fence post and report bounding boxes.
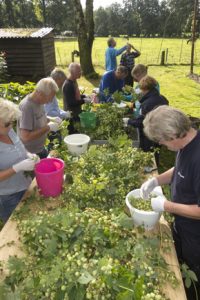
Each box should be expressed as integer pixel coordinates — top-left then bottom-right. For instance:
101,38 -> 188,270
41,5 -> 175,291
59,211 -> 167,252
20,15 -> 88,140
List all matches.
71,52 -> 74,62
165,48 -> 168,64
160,50 -> 165,65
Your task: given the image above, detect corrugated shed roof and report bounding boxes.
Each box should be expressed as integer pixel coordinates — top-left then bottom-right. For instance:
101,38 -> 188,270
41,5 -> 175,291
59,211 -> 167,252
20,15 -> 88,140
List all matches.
0,28 -> 54,39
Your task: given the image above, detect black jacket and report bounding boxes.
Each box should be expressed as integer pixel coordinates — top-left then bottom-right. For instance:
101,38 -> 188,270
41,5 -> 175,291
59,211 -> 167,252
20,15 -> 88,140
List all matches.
128,88 -> 169,152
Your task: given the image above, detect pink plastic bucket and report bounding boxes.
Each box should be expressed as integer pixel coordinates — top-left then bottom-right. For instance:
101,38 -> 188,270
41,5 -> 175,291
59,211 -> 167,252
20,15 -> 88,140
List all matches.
34,158 -> 65,197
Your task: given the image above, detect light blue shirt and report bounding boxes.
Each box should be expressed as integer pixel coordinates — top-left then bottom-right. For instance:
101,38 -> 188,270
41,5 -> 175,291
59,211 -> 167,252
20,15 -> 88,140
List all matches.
0,129 -> 31,195
105,46 -> 127,71
44,96 -> 67,119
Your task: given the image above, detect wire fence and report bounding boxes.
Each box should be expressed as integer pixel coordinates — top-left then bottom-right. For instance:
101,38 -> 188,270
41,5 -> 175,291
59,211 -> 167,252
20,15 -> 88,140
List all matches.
55,37 -> 200,68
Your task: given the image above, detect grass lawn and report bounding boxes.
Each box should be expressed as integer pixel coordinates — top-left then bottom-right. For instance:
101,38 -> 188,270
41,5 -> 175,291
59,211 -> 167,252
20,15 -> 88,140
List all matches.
55,39 -> 200,117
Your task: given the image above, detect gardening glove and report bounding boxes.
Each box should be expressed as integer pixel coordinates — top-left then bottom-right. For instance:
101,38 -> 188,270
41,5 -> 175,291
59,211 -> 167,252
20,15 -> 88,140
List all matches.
123,118 -> 129,127
26,153 -> 40,164
48,121 -> 60,132
13,158 -> 37,173
84,97 -> 92,104
48,116 -> 62,125
64,111 -> 71,119
151,195 -> 166,212
140,177 -> 159,199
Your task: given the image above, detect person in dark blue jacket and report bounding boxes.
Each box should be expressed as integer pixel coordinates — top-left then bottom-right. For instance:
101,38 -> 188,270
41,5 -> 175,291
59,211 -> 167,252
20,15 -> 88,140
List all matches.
140,106 -> 200,300
105,37 -> 130,71
123,75 -> 168,165
99,66 -> 128,103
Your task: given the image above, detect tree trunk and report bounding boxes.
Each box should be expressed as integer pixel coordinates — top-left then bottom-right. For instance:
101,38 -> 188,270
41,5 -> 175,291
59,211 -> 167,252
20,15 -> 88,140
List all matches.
74,0 -> 96,76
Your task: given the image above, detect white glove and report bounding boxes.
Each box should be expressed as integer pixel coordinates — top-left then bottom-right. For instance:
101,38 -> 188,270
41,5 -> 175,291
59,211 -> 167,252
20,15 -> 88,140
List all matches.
64,111 -> 71,119
84,97 -> 92,104
26,153 -> 40,164
48,122 -> 60,132
48,116 -> 62,125
140,177 -> 159,199
123,118 -> 129,127
151,195 -> 166,212
13,158 -> 37,173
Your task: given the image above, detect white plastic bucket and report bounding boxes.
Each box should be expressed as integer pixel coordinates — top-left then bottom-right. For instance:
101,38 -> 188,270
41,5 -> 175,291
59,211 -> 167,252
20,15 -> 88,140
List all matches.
125,187 -> 164,230
64,134 -> 90,156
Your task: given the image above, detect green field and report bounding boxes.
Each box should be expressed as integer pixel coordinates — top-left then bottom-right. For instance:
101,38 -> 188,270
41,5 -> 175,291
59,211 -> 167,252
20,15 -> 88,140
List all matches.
55,38 -> 200,117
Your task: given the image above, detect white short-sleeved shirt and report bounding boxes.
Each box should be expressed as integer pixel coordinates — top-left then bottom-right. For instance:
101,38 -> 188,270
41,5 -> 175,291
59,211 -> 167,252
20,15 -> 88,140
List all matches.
0,129 -> 31,195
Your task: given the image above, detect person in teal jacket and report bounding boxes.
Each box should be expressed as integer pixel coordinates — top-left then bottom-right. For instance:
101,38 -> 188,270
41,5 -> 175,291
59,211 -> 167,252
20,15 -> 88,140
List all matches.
105,37 -> 130,71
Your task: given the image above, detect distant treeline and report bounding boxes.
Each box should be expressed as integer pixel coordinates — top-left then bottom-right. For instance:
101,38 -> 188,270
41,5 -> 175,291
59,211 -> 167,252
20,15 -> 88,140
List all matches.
0,0 -> 196,38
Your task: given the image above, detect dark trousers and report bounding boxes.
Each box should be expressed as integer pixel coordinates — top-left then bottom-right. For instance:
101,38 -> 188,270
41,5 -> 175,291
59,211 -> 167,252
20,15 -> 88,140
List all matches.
124,70 -> 133,87
0,190 -> 26,223
172,222 -> 200,300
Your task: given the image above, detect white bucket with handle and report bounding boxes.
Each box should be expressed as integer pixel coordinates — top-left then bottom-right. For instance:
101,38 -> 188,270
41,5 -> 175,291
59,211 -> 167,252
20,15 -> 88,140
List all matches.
125,187 -> 164,230
64,134 -> 90,156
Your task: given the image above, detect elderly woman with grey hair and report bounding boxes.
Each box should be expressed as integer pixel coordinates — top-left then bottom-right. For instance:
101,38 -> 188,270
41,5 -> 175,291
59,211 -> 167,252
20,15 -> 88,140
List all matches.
19,77 -> 59,158
140,105 -> 200,300
0,99 -> 39,223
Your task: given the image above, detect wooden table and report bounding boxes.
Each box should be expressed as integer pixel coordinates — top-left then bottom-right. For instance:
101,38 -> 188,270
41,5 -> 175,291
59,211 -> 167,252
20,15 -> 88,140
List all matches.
0,181 -> 187,300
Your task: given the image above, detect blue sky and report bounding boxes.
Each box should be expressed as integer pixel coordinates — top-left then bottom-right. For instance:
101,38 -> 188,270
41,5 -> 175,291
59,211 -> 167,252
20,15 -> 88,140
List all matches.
80,0 -> 122,10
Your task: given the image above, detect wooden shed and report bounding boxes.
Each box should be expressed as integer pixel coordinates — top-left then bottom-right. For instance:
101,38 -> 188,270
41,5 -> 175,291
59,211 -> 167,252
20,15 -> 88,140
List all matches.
0,28 -> 56,81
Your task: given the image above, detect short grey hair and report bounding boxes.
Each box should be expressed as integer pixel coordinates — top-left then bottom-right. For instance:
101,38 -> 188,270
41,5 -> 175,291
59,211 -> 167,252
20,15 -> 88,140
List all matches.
68,62 -> 81,73
36,77 -> 58,96
0,98 -> 21,123
143,106 -> 191,142
50,68 -> 66,80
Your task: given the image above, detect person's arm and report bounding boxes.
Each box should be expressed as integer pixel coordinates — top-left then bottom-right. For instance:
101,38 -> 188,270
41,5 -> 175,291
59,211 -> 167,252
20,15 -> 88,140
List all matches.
156,167 -> 174,185
0,168 -> 16,181
20,126 -> 50,143
99,73 -> 113,102
115,45 -> 127,56
128,115 -> 144,128
132,45 -> 141,57
164,201 -> 200,220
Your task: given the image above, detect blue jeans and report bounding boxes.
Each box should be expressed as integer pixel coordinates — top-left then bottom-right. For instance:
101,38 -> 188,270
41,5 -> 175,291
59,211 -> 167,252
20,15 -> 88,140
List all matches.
0,190 -> 26,223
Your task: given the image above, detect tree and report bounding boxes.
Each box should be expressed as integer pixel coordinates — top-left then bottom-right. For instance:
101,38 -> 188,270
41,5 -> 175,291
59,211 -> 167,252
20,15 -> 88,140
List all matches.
74,0 -> 96,76
94,7 -> 109,36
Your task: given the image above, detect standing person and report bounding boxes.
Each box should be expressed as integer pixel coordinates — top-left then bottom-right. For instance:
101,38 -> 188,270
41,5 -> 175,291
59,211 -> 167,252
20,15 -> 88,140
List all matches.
0,99 -> 39,223
105,37 -> 129,71
44,68 -> 71,150
140,106 -> 200,300
120,44 -> 141,86
18,78 -> 60,159
99,66 -> 128,103
123,76 -> 168,166
63,63 -> 91,134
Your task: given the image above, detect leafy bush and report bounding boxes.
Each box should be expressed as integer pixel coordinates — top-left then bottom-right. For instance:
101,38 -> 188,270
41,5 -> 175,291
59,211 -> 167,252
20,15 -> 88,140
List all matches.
0,81 -> 35,103
1,207 -> 177,300
0,52 -> 9,83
